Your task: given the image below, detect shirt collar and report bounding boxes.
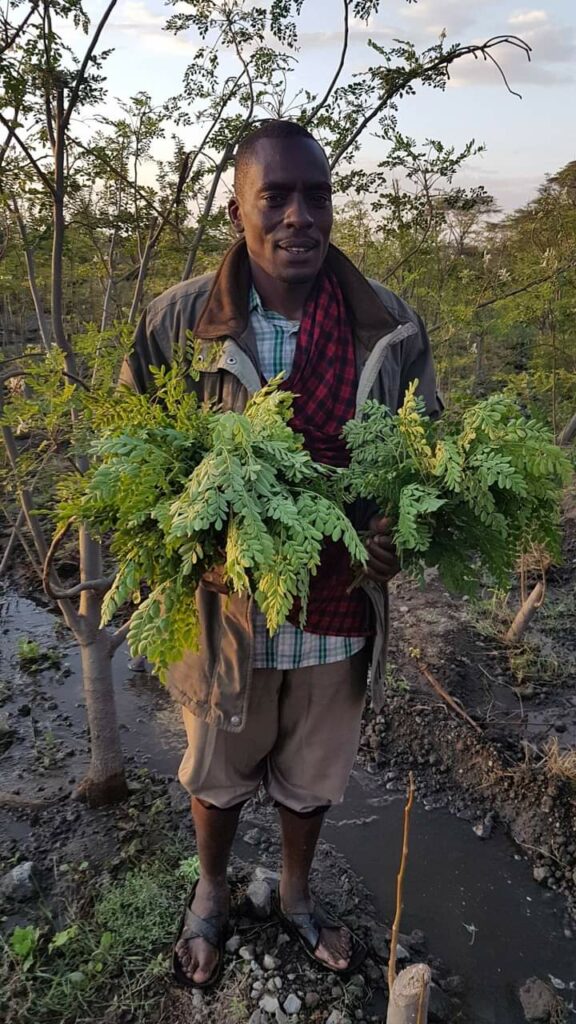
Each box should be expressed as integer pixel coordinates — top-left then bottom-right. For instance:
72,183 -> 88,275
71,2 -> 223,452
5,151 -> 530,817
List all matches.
249,284 -> 300,327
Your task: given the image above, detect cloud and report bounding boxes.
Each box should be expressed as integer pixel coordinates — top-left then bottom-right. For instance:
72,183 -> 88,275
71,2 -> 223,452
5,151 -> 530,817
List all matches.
108,1 -> 196,56
400,0 -> 499,38
508,10 -> 548,28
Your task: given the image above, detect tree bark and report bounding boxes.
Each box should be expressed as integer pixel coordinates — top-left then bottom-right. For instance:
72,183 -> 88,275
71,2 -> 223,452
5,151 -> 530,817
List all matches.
74,635 -> 128,807
386,964 -> 431,1024
557,411 -> 576,447
10,197 -> 52,352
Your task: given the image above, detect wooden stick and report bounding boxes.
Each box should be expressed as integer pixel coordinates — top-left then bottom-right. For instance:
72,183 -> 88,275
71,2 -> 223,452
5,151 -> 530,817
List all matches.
415,658 -> 482,735
386,963 -> 432,1024
388,772 -> 415,993
505,580 -> 545,643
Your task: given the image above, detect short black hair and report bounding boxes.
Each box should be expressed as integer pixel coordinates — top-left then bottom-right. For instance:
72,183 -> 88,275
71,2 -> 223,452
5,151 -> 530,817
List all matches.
233,119 -> 327,195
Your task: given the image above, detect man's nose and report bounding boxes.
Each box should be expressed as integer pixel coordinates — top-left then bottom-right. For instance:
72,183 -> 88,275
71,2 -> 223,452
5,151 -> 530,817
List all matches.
284,194 -> 314,228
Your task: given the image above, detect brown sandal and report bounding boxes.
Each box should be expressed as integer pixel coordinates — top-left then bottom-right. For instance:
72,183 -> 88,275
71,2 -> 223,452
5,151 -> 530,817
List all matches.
172,881 -> 229,990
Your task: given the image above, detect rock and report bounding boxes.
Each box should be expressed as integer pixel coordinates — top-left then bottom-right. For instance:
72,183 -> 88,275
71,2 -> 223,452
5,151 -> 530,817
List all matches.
248,1012 -> 263,1024
396,943 -> 410,961
167,781 -> 190,814
276,1009 -> 288,1024
244,828 -> 264,846
518,978 -> 557,1022
239,944 -> 255,960
0,861 -> 36,902
305,991 -> 320,1008
247,878 -> 273,920
472,813 -> 494,839
284,994 -> 302,1014
407,928 -> 427,953
326,1012 -> 348,1024
260,994 -> 280,1013
263,953 -> 278,971
533,865 -> 550,883
274,975 -> 283,989
192,990 -> 204,1010
428,982 -> 453,1022
540,796 -> 554,813
225,934 -> 243,953
441,975 -> 464,995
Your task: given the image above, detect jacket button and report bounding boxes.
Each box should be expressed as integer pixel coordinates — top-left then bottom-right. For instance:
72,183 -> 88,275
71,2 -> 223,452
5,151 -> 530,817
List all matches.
226,355 -> 237,365
230,715 -> 241,727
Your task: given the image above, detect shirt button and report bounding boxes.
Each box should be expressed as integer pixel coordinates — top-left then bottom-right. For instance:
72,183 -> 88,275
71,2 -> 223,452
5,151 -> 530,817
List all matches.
230,715 -> 241,727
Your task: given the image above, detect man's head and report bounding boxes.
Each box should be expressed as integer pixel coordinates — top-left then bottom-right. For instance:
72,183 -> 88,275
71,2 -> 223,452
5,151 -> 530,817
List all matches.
229,120 -> 333,287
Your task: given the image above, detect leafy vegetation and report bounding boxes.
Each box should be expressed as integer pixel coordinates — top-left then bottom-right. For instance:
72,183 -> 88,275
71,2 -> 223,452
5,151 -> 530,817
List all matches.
344,383 -> 573,594
61,370 -> 365,678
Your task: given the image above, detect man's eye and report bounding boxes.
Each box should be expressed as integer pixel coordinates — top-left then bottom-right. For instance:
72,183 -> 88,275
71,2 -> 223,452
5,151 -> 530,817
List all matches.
312,194 -> 331,207
264,193 -> 286,205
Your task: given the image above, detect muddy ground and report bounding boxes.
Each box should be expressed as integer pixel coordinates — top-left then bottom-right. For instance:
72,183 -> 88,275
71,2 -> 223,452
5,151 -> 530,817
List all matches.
1,497 -> 575,1023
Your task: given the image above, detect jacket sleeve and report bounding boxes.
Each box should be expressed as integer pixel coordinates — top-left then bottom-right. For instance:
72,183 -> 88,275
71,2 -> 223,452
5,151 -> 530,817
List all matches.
400,314 -> 444,419
117,308 -> 172,395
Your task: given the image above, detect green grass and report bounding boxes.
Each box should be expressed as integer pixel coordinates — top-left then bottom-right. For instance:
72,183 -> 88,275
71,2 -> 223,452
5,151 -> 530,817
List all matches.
0,852 -> 199,1024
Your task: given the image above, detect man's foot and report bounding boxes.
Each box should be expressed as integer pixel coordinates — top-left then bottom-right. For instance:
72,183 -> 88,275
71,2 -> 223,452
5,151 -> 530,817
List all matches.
278,885 -> 352,971
174,878 -> 230,986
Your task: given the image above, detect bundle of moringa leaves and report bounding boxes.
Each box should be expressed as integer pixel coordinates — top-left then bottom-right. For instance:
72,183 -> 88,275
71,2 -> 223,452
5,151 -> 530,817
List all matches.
59,369 -> 571,678
342,381 -> 572,595
59,367 -> 365,678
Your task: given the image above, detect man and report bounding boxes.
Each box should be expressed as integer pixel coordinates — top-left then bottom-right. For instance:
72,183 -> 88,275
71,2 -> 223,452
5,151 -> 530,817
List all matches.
120,120 -> 441,989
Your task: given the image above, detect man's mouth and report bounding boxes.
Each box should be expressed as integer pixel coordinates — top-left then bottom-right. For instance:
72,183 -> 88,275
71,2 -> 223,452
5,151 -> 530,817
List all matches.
277,240 -> 318,255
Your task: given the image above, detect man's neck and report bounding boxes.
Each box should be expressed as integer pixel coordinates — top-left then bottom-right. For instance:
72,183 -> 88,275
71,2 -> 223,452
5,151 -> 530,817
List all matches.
249,260 -> 316,320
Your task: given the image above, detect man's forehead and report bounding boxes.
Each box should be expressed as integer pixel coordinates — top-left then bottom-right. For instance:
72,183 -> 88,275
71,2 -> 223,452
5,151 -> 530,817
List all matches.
246,137 -> 331,185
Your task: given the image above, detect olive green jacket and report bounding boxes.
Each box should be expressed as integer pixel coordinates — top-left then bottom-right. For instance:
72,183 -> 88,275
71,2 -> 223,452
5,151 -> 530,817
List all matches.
119,240 -> 442,731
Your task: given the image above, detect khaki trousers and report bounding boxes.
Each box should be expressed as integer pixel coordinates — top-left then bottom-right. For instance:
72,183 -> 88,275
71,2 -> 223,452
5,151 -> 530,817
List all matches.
178,650 -> 368,813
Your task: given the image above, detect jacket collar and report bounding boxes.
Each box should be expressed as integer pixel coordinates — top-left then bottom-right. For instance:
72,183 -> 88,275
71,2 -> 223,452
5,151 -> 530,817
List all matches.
194,238 -> 403,350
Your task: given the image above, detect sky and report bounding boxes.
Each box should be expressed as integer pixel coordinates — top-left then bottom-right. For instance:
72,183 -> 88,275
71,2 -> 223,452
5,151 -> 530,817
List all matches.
68,0 -> 576,212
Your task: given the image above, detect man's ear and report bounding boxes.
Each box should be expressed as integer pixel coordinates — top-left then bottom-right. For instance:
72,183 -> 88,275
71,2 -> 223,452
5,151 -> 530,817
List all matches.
228,195 -> 244,234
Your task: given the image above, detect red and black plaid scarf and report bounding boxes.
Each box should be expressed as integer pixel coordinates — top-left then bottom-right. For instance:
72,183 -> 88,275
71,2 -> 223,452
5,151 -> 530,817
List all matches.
281,270 -> 371,636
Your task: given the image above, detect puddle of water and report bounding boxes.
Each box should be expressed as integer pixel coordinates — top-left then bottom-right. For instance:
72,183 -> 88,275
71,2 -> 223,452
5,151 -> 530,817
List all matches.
326,772 -> 576,1024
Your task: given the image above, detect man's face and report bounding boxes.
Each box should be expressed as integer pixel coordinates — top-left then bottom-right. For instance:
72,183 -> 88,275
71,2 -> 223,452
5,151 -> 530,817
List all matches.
228,137 -> 333,286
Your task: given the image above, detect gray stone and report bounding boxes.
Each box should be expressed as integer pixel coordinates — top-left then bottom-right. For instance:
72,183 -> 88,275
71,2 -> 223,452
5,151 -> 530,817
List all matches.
244,828 -> 264,846
225,934 -> 243,953
167,781 -> 190,814
263,953 -> 278,971
0,861 -> 36,902
325,1012 -> 349,1024
248,1012 -> 263,1024
239,944 -> 255,960
305,992 -> 320,1008
533,865 -> 550,883
247,878 -> 273,920
260,994 -> 280,1013
192,990 -> 204,1010
275,1009 -> 288,1024
396,943 -> 410,961
518,978 -> 557,1022
284,994 -> 302,1015
428,982 -> 452,1022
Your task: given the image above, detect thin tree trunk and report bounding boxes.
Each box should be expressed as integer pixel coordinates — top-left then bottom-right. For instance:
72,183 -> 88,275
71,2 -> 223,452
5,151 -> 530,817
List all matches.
181,143 -> 234,281
100,224 -> 118,332
0,508 -> 26,575
10,198 -> 52,352
75,636 -> 127,806
127,218 -> 157,325
386,964 -> 431,1024
557,411 -> 576,446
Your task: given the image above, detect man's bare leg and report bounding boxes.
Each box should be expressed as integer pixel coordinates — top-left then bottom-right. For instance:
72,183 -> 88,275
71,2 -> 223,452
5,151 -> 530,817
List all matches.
278,804 -> 352,969
175,798 -> 242,984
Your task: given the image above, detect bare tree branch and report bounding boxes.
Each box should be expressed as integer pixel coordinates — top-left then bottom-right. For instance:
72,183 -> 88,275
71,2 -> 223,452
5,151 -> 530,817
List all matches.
63,0 -> 119,128
42,518 -> 114,600
110,619 -> 132,653
330,36 -> 531,170
0,110 -> 57,195
0,0 -> 40,57
304,0 -> 350,126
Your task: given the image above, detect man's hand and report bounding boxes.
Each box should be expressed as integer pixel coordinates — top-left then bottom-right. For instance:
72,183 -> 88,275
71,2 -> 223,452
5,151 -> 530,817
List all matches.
365,515 -> 401,584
